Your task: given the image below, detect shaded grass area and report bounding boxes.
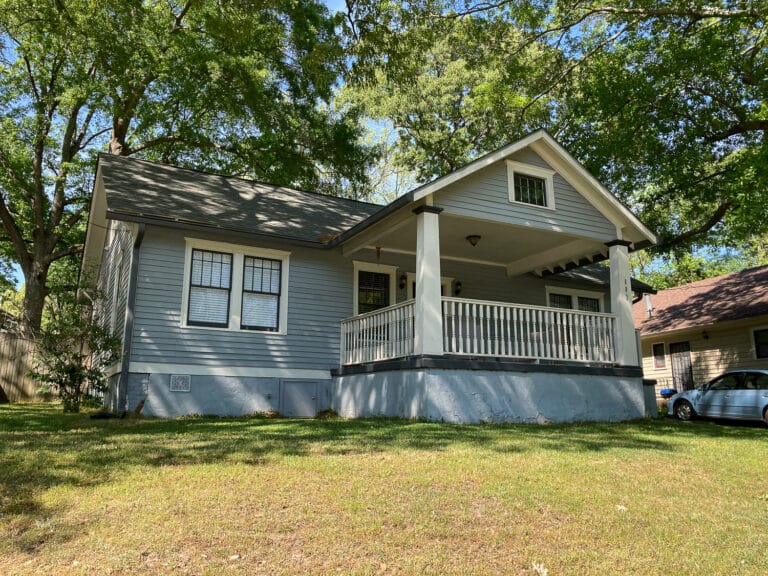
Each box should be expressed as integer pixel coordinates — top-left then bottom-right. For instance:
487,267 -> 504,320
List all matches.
1,404 -> 766,575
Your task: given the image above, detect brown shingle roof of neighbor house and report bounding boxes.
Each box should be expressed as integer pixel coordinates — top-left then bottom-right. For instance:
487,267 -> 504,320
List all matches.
98,154 -> 383,245
633,265 -> 768,336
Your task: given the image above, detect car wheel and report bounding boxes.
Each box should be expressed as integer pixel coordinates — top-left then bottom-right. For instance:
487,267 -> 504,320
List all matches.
674,400 -> 695,421
763,407 -> 768,427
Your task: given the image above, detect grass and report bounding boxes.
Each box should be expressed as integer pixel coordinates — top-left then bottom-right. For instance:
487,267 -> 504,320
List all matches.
1,404 -> 766,575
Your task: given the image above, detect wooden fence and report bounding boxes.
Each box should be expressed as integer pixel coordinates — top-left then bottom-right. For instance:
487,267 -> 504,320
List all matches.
0,332 -> 38,403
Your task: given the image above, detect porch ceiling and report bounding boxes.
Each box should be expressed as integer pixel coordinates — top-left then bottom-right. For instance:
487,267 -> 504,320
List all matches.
360,213 -> 608,275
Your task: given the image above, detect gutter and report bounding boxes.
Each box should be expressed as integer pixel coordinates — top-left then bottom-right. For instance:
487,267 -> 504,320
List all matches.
117,223 -> 146,413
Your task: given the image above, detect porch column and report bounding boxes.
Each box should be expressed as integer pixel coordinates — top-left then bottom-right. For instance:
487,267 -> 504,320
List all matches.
413,205 -> 444,356
607,239 -> 639,366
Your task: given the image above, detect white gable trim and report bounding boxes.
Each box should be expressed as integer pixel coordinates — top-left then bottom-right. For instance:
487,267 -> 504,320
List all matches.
410,130 -> 656,246
411,131 -> 546,202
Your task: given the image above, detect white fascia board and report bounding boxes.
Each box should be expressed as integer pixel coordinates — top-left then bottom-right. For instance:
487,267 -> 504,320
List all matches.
411,130 -> 548,202
80,165 -> 109,286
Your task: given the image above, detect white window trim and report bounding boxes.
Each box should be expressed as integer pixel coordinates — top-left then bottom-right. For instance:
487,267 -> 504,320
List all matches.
506,160 -> 556,210
751,325 -> 768,360
405,272 -> 454,300
651,341 -> 667,369
353,261 -> 398,315
545,286 -> 605,312
181,238 -> 290,334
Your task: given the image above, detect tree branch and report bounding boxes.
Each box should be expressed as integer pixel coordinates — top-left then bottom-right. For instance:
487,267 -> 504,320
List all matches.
706,120 -> 768,142
655,200 -> 733,252
48,243 -> 84,263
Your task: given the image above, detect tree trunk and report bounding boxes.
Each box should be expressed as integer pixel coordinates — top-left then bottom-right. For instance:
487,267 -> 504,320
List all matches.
20,262 -> 49,337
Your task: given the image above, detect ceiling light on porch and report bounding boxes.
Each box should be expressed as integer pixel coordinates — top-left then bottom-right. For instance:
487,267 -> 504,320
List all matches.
466,235 -> 482,247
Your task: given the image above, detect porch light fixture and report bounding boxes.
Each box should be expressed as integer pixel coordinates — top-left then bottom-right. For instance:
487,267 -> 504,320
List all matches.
399,273 -> 407,290
454,281 -> 462,296
466,235 -> 482,247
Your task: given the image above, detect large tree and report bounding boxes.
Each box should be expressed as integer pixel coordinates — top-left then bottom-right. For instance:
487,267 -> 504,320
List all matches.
343,0 -> 767,255
0,0 -> 373,334
341,13 -> 560,182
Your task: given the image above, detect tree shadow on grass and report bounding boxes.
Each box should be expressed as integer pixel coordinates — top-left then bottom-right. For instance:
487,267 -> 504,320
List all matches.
0,404 -> 764,554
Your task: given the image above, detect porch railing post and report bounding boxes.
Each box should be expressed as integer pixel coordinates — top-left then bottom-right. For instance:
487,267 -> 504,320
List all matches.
607,239 -> 639,366
413,204 -> 444,356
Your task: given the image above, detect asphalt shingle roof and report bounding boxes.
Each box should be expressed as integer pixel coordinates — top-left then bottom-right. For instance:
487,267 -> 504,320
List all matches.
633,265 -> 768,335
553,263 -> 656,295
98,154 -> 382,244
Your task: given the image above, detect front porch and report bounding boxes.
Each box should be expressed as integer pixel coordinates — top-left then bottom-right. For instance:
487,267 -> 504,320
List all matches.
341,297 -> 617,366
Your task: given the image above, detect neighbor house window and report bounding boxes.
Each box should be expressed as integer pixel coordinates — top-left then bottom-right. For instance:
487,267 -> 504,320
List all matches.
353,261 -> 398,315
652,343 -> 666,369
506,160 -> 556,209
182,239 -> 289,332
754,328 -> 768,359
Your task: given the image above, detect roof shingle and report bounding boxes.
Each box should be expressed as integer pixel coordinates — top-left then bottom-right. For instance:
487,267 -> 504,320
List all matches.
98,154 -> 382,244
633,265 -> 768,335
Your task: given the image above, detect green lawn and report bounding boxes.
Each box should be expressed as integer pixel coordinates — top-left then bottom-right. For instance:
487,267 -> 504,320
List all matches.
1,404 -> 766,575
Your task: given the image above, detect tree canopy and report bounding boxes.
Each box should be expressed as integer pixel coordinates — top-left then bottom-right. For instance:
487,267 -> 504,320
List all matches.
1,0 -> 767,335
0,0 -> 373,333
342,0 -> 767,276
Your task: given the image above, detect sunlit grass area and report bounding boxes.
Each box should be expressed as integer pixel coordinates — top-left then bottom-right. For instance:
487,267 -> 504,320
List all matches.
1,404 -> 766,575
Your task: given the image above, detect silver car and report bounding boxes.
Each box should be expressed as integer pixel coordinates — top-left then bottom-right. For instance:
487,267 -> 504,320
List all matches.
670,370 -> 768,425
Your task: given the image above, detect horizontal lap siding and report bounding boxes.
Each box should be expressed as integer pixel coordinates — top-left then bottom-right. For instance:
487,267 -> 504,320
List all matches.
131,226 -> 352,370
436,150 -> 616,240
355,248 -> 547,306
641,319 -> 768,387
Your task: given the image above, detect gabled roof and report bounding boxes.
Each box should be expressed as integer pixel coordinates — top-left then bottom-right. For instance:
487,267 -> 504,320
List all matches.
97,154 -> 381,244
332,129 -> 656,249
633,265 -> 768,336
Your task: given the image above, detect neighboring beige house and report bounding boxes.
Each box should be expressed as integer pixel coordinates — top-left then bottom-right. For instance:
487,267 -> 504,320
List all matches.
634,265 -> 768,394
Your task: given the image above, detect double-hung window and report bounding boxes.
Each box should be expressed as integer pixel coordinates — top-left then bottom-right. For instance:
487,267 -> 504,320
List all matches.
183,239 -> 289,333
242,256 -> 281,331
188,249 -> 232,327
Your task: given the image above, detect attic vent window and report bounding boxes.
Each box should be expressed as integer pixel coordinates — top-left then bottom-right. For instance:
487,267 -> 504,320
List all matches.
514,173 -> 547,206
506,160 -> 556,210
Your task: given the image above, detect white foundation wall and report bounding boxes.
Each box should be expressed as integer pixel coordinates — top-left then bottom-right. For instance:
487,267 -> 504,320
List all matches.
333,369 -> 646,423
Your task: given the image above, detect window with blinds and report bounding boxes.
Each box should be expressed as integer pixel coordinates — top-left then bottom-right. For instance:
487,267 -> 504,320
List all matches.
241,256 -> 281,331
188,249 -> 233,327
358,270 -> 390,314
183,240 -> 290,332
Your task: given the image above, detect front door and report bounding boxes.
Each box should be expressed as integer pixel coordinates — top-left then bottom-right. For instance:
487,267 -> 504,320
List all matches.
670,341 -> 694,391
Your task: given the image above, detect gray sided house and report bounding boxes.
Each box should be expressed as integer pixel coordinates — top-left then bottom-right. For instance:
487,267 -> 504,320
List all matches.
82,130 -> 657,422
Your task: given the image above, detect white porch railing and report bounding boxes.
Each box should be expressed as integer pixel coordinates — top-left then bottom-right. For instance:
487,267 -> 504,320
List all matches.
442,297 -> 616,363
340,300 -> 415,365
340,297 -> 616,365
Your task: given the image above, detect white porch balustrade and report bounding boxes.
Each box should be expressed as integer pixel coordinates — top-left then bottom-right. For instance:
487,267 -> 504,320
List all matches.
341,297 -> 617,365
340,300 -> 415,365
442,297 -> 615,363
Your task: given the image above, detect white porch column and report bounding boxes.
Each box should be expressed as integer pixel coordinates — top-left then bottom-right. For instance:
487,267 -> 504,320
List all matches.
413,205 -> 444,356
607,239 -> 639,366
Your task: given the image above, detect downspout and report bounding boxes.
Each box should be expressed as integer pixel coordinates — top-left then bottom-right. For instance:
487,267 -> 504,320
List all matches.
117,223 -> 146,413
